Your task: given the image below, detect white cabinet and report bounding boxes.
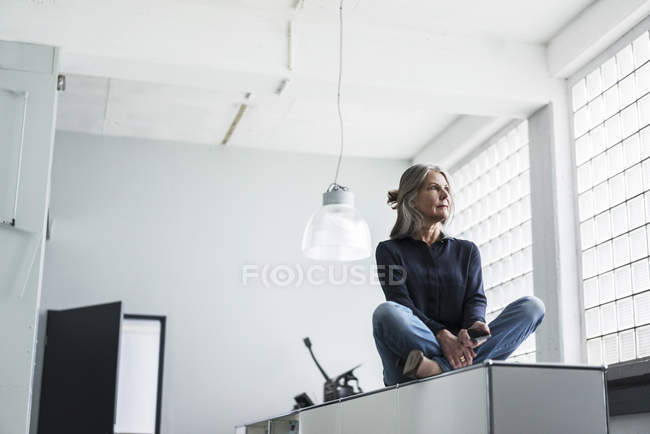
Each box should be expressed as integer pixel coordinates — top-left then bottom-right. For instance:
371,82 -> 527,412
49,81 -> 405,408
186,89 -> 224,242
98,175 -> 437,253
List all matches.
236,361 -> 609,434
397,366 -> 488,434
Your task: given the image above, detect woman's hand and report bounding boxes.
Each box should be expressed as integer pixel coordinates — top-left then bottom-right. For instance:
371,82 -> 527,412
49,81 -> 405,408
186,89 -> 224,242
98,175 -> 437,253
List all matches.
436,330 -> 476,369
470,320 -> 490,336
458,321 -> 491,349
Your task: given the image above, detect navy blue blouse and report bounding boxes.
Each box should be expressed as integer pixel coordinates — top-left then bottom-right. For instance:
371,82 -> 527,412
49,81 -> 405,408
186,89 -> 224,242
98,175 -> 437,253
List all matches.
375,232 -> 487,336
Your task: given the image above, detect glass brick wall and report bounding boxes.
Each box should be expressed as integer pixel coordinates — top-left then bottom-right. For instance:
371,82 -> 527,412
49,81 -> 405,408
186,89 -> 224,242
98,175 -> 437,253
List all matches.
447,121 -> 536,362
571,30 -> 650,365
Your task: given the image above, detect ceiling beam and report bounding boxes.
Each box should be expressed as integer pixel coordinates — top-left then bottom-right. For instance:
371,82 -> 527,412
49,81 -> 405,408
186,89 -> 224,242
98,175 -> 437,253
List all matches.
547,0 -> 650,78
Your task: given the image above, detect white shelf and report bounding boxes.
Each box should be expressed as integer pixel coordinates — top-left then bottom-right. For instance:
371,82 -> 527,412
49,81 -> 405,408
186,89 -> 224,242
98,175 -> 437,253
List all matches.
236,361 -> 609,434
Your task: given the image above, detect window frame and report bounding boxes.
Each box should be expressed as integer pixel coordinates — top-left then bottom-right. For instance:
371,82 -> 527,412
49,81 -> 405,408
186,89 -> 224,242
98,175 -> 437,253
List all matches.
449,119 -> 537,362
567,16 -> 650,392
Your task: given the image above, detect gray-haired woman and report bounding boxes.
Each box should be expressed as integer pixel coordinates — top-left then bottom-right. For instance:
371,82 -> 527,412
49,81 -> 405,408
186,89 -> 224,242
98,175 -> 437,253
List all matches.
373,163 -> 545,386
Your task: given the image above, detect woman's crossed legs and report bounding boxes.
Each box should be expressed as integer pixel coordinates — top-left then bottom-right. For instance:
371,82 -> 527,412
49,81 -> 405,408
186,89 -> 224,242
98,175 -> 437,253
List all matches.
372,296 -> 545,386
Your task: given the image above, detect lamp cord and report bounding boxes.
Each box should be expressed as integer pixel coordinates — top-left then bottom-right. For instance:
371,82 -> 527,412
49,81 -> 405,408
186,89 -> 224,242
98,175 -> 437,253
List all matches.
333,0 -> 344,187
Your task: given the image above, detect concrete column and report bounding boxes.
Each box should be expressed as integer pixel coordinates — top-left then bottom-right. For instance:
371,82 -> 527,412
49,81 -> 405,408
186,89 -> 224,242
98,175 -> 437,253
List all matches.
528,81 -> 585,364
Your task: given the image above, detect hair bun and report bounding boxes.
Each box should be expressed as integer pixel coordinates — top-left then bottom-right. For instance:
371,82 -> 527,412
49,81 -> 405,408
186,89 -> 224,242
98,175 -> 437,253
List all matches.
387,189 -> 399,209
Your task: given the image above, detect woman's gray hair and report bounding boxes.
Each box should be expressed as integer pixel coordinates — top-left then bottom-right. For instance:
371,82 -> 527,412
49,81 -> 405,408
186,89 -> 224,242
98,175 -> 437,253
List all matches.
387,163 -> 454,239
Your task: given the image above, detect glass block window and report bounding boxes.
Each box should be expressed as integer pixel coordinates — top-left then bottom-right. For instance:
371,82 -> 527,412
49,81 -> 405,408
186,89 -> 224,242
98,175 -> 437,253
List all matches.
447,121 -> 535,362
571,30 -> 650,365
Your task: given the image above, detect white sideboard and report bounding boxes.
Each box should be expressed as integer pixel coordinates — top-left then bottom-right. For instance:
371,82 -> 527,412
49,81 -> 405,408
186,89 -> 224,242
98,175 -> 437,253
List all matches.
236,360 -> 609,434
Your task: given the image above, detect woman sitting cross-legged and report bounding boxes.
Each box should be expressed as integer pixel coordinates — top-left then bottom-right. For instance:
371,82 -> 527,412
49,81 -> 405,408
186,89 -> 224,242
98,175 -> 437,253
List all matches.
373,163 -> 545,387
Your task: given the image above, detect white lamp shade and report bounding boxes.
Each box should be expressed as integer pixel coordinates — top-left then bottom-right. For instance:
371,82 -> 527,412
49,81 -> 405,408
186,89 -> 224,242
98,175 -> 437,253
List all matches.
302,203 -> 372,261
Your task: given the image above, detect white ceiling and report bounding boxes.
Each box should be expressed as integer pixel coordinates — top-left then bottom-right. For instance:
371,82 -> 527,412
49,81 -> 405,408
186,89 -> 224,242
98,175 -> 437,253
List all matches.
178,0 -> 595,43
56,74 -> 459,159
3,0 -> 597,159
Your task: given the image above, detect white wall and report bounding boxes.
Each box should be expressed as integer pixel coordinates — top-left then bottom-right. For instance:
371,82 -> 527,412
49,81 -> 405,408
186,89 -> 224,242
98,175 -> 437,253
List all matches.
35,131 -> 410,434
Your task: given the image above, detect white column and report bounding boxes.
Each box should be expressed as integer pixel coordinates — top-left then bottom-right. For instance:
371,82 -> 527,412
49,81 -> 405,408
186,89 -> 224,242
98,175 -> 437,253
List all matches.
0,40 -> 59,434
528,81 -> 585,364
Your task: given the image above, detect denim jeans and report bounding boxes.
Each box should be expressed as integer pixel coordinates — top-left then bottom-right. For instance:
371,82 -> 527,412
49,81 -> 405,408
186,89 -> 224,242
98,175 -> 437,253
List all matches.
372,296 -> 545,386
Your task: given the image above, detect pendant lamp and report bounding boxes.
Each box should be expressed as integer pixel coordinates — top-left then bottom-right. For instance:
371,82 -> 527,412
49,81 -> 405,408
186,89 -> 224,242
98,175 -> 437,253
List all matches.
301,0 -> 372,261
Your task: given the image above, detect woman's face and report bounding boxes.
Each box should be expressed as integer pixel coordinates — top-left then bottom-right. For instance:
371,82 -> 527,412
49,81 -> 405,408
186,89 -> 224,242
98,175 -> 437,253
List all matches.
413,171 -> 451,223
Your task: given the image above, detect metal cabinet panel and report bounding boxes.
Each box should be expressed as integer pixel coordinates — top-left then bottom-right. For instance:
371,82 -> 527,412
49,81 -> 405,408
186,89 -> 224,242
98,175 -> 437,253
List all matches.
490,365 -> 608,434
397,366 -> 489,434
299,403 -> 340,434
340,389 -> 398,434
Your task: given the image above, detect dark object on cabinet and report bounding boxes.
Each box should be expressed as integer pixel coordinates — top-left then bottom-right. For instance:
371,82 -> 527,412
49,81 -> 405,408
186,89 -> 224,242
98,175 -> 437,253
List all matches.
302,337 -> 363,402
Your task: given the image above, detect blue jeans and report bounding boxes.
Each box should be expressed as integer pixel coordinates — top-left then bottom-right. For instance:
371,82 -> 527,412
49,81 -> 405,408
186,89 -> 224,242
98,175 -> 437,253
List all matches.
372,296 -> 545,386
